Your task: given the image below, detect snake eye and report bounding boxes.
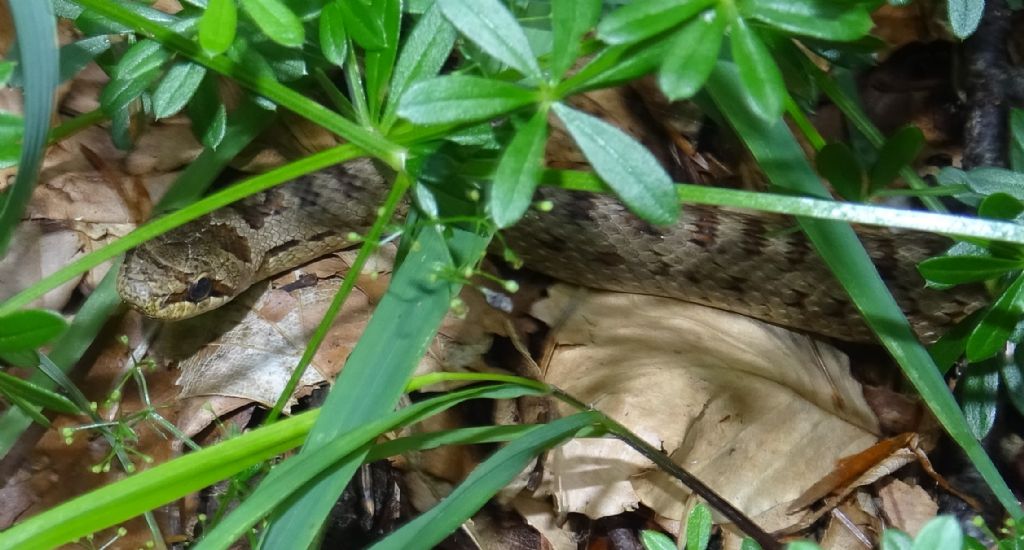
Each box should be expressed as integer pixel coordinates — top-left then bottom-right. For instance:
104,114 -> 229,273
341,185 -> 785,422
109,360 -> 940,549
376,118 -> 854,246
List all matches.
186,277 -> 213,303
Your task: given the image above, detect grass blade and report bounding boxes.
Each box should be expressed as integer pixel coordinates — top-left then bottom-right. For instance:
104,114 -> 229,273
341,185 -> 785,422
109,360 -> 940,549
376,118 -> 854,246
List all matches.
0,1 -> 58,256
706,61 -> 1021,520
369,412 -> 601,549
260,224 -> 490,548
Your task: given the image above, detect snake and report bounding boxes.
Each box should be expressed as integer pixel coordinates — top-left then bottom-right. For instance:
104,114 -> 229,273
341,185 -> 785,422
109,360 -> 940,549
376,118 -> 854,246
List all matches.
116,158 -> 988,343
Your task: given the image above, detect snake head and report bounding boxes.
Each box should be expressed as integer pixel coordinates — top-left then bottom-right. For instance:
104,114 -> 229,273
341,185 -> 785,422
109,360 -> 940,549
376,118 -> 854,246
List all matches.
117,223 -> 254,320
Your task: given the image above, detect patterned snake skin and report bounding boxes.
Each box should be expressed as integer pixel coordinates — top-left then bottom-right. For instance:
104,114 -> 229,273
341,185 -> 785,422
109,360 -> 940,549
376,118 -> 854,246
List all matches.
117,159 -> 987,342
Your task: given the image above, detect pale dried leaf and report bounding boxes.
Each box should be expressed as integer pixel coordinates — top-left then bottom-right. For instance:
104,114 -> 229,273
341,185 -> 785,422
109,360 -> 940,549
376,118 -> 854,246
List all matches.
531,285 -> 880,531
878,478 -> 938,537
0,221 -> 82,308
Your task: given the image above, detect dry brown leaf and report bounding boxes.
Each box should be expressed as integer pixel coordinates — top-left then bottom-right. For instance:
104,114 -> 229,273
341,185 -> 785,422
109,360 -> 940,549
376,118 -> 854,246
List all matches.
878,479 -> 938,537
530,285 -> 880,532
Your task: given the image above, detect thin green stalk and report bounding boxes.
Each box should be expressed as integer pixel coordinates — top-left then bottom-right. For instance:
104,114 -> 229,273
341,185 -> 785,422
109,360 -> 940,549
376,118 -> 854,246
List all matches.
47,109 -> 107,144
263,170 -> 411,425
540,170 -> 1024,245
38,353 -> 167,549
784,95 -> 826,151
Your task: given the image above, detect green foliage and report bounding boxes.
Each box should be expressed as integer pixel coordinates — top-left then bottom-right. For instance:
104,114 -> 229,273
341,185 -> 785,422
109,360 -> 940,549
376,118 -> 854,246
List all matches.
640,529 -> 678,550
0,310 -> 67,352
686,503 -> 713,550
948,0 -> 985,38
2,0 -> 1022,548
199,0 -> 237,55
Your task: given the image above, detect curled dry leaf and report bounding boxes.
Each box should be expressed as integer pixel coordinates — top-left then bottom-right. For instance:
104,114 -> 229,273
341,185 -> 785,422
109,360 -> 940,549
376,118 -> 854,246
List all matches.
156,246 -> 495,412
530,285 -> 880,532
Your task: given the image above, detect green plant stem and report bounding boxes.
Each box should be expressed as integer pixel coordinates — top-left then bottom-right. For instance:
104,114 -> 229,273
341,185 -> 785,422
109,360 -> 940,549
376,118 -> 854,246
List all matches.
554,390 -> 780,550
47,109 -> 108,144
263,169 -> 411,425
69,0 -> 405,169
784,95 -> 826,151
0,144 -> 363,316
542,170 -> 1024,244
37,353 -> 167,548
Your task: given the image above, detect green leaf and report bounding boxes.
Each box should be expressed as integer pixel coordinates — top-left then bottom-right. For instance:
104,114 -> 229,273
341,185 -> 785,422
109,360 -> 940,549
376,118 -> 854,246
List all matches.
1005,349 -> 1024,416
740,539 -> 763,550
151,61 -> 206,119
685,503 -> 713,550
978,193 -> 1024,221
816,142 -> 865,201
550,0 -> 601,79
943,166 -> 1024,199
785,543 -> 821,550
551,103 -> 679,225
597,0 -> 715,45
870,126 -> 924,191
0,350 -> 38,368
383,2 -> 455,128
397,75 -> 536,125
729,17 -> 784,120
739,0 -> 873,41
0,61 -> 13,86
57,36 -> 111,82
100,39 -> 169,114
918,256 -> 1023,285
0,410 -> 320,549
490,109 -> 548,228
0,371 -> 79,415
188,74 -> 227,149
0,310 -> 67,352
367,424 -> 541,460
967,272 -> 1024,362
948,0 -> 984,39
258,227 -> 490,549
641,530 -> 677,550
336,0 -> 387,51
0,113 -> 24,169
438,0 -> 541,78
706,61 -> 1022,520
911,516 -> 963,550
240,0 -> 304,48
199,0 -> 237,55
199,385 -> 546,549
364,0 -> 402,121
318,0 -> 348,66
1011,109 -> 1024,172
568,36 -> 672,93
368,412 -> 600,550
881,529 -> 913,550
658,8 -> 725,101
959,360 -> 1000,439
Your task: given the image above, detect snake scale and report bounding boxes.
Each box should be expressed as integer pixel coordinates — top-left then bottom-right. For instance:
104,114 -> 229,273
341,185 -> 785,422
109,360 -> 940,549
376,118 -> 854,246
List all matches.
117,158 -> 988,342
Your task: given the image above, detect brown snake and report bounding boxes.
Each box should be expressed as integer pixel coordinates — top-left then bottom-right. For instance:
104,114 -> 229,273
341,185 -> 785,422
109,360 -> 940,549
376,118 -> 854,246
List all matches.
117,158 -> 987,342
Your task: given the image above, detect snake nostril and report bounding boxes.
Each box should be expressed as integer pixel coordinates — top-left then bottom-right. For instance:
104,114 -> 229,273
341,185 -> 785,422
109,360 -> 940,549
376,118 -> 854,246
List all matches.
186,277 -> 213,303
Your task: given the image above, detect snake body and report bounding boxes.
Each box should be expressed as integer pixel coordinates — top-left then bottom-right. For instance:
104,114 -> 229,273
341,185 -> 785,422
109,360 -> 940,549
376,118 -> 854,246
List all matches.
117,159 -> 987,342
